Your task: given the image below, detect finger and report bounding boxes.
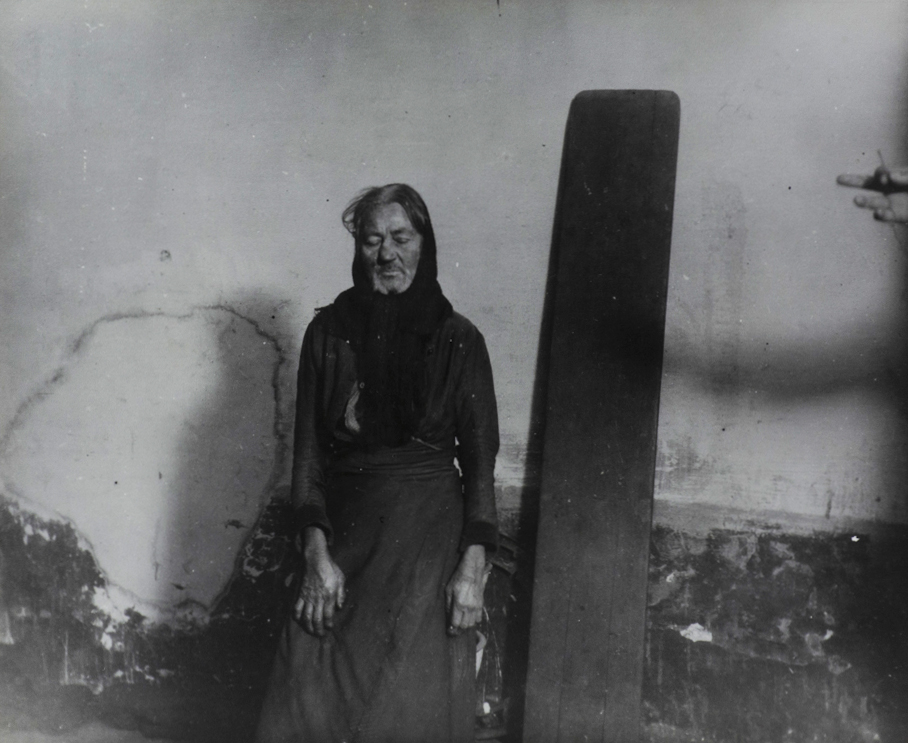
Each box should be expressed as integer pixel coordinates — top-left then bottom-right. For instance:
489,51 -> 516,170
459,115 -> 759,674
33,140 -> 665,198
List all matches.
293,596 -> 305,623
875,207 -> 898,222
854,194 -> 890,210
889,168 -> 908,186
336,573 -> 346,609
302,600 -> 316,635
837,173 -> 876,189
457,609 -> 476,629
450,605 -> 466,630
323,597 -> 336,630
311,597 -> 325,636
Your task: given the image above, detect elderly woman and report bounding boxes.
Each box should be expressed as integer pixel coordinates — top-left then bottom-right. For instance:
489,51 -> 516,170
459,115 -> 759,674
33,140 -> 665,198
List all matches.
256,184 -> 499,743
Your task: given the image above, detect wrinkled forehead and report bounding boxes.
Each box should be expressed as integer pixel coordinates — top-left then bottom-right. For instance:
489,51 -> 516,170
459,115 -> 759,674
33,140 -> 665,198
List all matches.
359,201 -> 421,236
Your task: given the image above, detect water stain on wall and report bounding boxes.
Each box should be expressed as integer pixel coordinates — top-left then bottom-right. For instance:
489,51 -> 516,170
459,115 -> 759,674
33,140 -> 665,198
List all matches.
0,305 -> 289,621
0,303 -> 299,739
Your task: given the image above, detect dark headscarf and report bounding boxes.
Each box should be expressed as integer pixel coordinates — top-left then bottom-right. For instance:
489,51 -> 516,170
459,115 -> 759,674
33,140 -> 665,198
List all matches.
331,184 -> 452,448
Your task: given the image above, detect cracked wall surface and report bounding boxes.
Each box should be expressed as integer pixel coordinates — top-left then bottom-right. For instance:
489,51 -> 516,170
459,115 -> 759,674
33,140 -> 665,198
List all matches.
1,2 -> 908,739
2,0 -> 907,538
0,308 -> 285,622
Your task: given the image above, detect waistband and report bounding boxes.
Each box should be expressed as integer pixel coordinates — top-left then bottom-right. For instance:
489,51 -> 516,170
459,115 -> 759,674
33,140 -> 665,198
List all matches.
329,439 -> 457,479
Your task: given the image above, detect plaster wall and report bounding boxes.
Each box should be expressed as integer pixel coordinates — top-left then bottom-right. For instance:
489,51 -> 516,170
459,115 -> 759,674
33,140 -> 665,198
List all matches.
1,0 -> 907,619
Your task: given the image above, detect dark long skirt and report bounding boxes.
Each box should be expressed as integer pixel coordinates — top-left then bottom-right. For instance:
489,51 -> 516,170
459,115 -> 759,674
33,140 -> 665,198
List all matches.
255,466 -> 476,743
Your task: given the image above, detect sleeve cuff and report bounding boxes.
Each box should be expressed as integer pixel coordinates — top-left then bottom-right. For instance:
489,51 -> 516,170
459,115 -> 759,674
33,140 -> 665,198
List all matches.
294,504 -> 334,546
460,521 -> 499,554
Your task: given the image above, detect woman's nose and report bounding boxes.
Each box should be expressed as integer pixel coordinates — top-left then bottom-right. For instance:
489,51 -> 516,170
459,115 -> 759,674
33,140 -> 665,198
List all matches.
378,239 -> 396,262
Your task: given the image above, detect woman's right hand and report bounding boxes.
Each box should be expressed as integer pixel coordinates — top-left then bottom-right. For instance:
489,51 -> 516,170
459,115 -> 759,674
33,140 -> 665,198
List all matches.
295,526 -> 346,637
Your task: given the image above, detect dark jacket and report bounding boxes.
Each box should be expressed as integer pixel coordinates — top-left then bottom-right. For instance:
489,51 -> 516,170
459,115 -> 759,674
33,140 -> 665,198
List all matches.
290,305 -> 500,551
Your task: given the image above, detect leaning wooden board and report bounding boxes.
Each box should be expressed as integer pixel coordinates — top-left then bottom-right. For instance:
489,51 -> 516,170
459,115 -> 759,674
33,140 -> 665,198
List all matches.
523,90 -> 680,743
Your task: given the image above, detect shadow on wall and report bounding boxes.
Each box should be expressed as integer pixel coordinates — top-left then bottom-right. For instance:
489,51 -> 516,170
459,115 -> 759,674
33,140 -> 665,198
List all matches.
666,175 -> 908,404
662,178 -> 908,517
0,288 -> 297,664
0,290 -> 304,739
160,295 -> 294,621
0,299 -> 293,622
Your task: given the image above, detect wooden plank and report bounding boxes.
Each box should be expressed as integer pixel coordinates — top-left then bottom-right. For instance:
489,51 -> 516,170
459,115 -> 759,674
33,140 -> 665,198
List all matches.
523,90 -> 680,743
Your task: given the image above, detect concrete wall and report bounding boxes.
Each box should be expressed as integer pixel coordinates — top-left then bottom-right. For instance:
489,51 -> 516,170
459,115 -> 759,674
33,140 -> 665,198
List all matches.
1,0 -> 906,637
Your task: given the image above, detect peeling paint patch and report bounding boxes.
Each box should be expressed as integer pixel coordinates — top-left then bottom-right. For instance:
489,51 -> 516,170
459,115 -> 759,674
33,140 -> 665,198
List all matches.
0,495 -> 106,685
0,493 -> 296,738
678,623 -> 712,643
644,520 -> 908,742
0,307 -> 288,621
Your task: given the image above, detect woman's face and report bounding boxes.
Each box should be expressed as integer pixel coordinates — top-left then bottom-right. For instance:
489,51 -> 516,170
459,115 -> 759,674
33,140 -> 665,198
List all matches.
358,203 -> 423,295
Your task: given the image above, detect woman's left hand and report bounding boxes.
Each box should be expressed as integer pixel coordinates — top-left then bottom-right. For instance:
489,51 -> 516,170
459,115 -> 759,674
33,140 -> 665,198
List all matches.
445,544 -> 489,636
